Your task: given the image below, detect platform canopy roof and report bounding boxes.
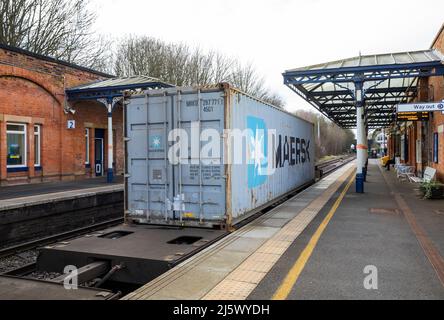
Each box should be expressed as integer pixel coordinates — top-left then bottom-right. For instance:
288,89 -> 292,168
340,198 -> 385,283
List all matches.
66,75 -> 174,101
283,49 -> 444,129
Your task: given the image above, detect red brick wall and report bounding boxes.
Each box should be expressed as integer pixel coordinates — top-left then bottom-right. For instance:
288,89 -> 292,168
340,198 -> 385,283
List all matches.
407,124 -> 416,167
430,26 -> 444,182
0,46 -> 122,185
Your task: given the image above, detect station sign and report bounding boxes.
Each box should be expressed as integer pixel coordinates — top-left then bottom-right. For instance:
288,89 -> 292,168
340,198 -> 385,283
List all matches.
396,102 -> 444,113
396,112 -> 429,121
67,120 -> 76,129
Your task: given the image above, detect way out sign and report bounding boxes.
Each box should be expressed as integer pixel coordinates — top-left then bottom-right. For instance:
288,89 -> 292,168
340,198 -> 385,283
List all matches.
397,102 -> 444,113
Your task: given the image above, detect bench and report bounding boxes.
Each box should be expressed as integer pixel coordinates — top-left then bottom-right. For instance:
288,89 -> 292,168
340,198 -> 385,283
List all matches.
408,167 -> 436,184
396,165 -> 415,181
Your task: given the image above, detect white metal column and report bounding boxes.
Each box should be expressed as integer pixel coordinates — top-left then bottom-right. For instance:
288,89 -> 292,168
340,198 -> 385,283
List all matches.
355,83 -> 365,193
356,106 -> 365,174
98,96 -> 122,183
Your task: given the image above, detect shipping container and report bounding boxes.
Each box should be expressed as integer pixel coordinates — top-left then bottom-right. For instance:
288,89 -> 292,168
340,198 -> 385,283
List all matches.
124,83 -> 315,229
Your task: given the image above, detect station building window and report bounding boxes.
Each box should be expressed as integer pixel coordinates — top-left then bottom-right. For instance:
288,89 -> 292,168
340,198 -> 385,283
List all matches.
6,123 -> 27,167
34,125 -> 41,167
85,128 -> 90,165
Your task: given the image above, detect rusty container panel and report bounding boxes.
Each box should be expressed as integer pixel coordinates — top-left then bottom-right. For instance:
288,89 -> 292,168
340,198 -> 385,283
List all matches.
124,84 -> 315,229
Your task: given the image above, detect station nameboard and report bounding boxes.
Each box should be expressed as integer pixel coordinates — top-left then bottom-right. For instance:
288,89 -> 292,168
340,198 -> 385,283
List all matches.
397,112 -> 429,121
397,102 -> 444,113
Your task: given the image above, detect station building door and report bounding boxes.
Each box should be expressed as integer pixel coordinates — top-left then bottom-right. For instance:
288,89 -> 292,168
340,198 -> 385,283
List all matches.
94,128 -> 105,177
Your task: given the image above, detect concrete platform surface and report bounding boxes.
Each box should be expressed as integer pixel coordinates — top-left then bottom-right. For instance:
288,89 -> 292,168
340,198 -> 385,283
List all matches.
0,175 -> 123,200
0,182 -> 123,210
249,159 -> 444,300
123,162 -> 355,300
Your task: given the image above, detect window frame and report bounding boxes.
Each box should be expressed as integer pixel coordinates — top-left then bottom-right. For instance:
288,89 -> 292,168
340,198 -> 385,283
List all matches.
6,122 -> 27,168
85,128 -> 90,165
34,125 -> 41,167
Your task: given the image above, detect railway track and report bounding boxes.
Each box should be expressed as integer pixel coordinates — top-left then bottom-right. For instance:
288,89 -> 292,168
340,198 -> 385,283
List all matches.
0,218 -> 123,274
316,155 -> 356,178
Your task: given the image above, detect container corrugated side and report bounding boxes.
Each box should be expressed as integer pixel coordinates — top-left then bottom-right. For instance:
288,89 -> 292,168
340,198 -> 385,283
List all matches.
226,87 -> 315,225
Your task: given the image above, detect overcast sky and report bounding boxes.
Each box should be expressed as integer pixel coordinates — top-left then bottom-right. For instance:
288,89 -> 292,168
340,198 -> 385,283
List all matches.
91,0 -> 444,114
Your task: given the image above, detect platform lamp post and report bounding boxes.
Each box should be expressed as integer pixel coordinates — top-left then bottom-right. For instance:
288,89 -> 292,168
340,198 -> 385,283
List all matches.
98,96 -> 123,183
355,82 -> 365,193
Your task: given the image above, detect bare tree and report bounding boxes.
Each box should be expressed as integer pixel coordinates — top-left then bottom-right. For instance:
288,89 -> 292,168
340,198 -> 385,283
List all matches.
261,92 -> 285,108
0,0 -> 110,71
114,35 -> 285,107
294,110 -> 355,160
228,62 -> 265,97
213,52 -> 234,83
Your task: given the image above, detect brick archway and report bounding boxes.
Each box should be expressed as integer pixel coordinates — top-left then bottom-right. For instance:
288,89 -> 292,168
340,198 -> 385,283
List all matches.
0,74 -> 61,105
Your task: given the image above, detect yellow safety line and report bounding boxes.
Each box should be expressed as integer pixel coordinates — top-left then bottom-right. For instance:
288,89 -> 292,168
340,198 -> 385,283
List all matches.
272,170 -> 356,300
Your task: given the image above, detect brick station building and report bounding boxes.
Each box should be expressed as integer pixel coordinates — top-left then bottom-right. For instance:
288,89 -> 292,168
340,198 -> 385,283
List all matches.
387,24 -> 444,182
0,44 -> 124,185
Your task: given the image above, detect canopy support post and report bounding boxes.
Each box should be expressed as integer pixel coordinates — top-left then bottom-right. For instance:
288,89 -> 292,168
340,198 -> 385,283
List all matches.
355,81 -> 366,193
98,96 -> 123,183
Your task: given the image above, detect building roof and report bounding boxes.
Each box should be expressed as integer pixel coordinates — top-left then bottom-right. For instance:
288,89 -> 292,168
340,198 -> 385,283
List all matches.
283,49 -> 444,129
431,22 -> 444,48
286,49 -> 443,73
0,43 -> 113,78
66,75 -> 174,101
68,75 -> 172,91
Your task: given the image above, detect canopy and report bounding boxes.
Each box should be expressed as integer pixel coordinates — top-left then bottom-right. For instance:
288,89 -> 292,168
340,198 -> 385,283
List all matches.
283,49 -> 444,128
66,75 -> 173,101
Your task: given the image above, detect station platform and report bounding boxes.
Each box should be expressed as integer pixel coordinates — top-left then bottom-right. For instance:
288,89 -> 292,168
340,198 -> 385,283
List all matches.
123,160 -> 444,300
0,176 -> 124,248
0,176 -> 123,210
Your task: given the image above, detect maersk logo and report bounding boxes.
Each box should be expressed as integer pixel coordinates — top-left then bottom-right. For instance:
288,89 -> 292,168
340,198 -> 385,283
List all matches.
275,135 -> 310,168
247,116 -> 268,189
150,135 -> 163,150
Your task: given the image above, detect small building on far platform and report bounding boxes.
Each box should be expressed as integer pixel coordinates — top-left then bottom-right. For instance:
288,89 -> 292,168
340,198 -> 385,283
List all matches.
0,44 -> 117,185
0,44 -> 172,186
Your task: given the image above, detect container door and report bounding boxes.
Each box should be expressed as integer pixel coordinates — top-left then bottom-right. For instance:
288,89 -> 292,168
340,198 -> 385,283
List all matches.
172,90 -> 226,226
126,93 -> 174,222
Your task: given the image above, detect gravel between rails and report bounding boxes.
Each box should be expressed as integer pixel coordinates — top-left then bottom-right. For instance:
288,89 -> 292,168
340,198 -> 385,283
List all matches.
27,270 -> 62,281
0,250 -> 38,274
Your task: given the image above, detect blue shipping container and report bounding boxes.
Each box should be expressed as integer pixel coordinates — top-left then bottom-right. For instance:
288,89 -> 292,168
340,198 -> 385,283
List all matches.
124,83 -> 315,229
